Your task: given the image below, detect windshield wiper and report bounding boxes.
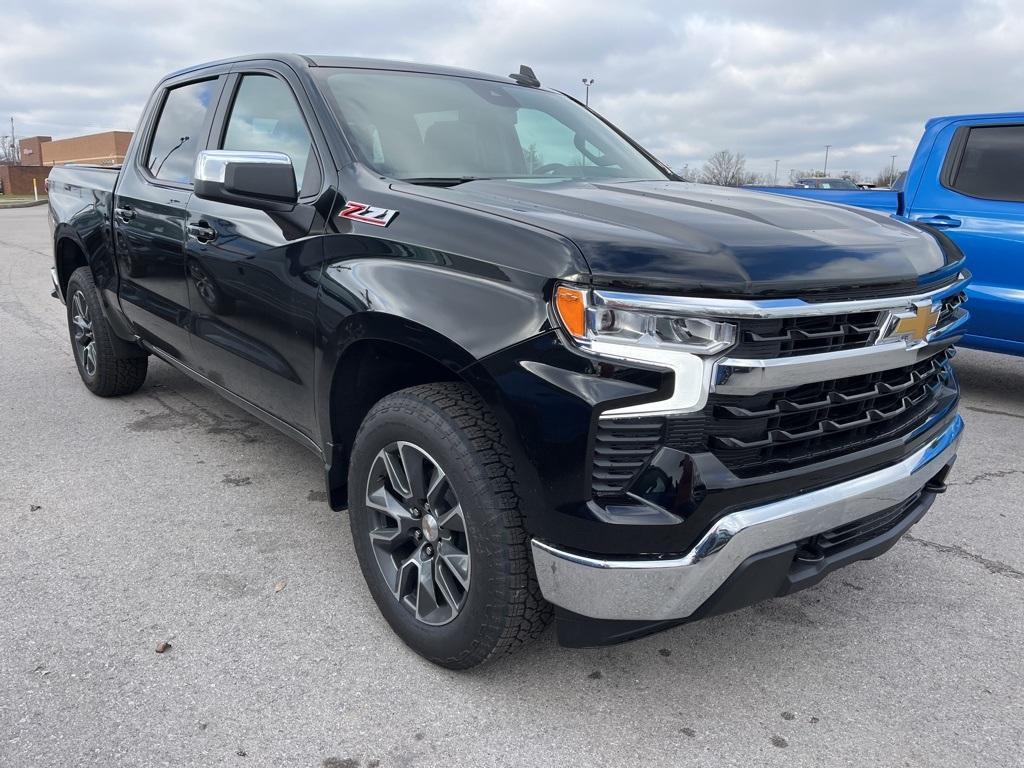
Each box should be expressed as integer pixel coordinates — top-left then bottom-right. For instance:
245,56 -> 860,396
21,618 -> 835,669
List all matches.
396,176 -> 496,187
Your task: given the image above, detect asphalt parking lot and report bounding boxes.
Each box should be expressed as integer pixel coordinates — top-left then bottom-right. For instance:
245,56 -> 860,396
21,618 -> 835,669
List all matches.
1,204 -> 1022,767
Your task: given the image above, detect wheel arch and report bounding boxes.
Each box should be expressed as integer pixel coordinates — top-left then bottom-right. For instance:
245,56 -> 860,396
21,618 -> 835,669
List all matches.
55,226 -> 144,357
317,313 -> 538,513
53,230 -> 90,300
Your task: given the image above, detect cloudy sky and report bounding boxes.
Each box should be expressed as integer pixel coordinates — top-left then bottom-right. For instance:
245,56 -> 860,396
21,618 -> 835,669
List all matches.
2,0 -> 1022,180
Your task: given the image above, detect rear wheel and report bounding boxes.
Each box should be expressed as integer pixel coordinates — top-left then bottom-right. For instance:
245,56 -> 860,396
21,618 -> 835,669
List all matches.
66,267 -> 148,397
348,383 -> 551,668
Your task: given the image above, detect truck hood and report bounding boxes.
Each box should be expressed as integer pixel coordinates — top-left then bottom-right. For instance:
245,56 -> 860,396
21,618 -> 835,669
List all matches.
400,179 -> 955,296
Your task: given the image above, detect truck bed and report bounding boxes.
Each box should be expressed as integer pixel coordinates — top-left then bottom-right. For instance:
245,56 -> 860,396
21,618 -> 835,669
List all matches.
47,164 -> 118,250
745,186 -> 900,214
48,164 -> 119,199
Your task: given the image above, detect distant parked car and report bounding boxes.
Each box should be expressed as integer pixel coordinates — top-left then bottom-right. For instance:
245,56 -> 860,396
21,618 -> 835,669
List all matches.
795,177 -> 860,189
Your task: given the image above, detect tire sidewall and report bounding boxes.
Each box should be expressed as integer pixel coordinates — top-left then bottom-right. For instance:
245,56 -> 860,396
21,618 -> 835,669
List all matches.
64,266 -> 148,397
348,395 -> 512,665
66,273 -> 102,389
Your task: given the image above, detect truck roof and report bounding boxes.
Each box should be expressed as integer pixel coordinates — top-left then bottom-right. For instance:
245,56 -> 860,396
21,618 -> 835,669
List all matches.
165,53 -> 509,85
925,111 -> 1024,129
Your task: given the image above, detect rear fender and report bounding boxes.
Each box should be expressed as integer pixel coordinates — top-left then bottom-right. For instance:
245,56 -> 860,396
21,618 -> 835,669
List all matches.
53,223 -> 141,353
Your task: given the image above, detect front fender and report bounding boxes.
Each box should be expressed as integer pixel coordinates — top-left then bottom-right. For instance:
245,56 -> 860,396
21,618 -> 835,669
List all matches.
313,232 -> 558,438
311,231 -> 570,512
319,254 -> 550,358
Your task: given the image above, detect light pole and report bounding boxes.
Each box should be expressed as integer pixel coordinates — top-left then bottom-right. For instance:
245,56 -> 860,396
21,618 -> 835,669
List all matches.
9,116 -> 17,164
890,154 -> 897,183
581,78 -> 594,107
823,144 -> 832,176
773,159 -> 779,185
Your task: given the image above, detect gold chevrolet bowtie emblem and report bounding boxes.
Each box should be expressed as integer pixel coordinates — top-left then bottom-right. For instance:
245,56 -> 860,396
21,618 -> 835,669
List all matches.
892,302 -> 941,343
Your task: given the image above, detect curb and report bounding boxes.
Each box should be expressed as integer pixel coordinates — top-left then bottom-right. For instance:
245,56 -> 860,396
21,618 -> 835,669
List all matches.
0,199 -> 48,209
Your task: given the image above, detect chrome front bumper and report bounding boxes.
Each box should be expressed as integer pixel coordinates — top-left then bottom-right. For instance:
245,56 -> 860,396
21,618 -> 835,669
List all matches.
532,414 -> 964,621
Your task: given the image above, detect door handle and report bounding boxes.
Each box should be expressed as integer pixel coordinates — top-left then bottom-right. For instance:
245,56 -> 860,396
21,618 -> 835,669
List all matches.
114,206 -> 135,223
187,223 -> 217,243
914,215 -> 961,228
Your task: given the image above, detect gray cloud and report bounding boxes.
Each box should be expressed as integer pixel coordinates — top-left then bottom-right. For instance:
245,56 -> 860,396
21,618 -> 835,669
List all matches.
2,0 -> 1020,178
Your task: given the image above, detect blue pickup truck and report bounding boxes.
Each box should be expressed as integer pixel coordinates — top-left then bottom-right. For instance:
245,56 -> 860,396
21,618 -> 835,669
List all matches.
751,112 -> 1024,356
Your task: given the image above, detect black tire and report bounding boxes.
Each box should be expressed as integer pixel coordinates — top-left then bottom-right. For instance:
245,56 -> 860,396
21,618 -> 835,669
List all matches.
66,266 -> 148,397
348,382 -> 552,668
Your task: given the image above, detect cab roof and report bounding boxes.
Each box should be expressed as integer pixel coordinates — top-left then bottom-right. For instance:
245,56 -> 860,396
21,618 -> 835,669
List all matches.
167,53 -> 510,85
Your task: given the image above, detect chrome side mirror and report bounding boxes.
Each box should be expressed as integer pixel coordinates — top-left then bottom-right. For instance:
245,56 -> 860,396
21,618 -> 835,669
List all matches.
193,150 -> 297,211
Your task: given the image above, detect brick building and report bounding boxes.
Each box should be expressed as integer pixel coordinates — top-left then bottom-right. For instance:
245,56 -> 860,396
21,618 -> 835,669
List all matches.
1,131 -> 134,196
19,135 -> 50,164
0,135 -> 53,196
0,165 -> 51,196
41,131 -> 133,167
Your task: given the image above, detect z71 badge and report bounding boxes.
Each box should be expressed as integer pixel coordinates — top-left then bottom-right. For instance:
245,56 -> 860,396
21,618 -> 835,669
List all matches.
338,201 -> 398,227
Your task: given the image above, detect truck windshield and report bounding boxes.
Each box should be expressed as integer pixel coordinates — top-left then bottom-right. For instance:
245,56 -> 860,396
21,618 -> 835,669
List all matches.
315,69 -> 668,184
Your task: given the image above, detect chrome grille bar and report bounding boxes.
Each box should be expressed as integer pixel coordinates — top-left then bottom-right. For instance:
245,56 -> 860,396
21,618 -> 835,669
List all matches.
592,271 -> 970,319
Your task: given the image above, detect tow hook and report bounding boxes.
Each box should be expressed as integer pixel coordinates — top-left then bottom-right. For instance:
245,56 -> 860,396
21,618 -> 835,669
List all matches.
794,541 -> 825,563
925,464 -> 953,494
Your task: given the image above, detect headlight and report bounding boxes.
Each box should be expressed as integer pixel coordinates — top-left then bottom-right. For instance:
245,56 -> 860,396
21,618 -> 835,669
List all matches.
552,285 -> 736,416
554,285 -> 736,356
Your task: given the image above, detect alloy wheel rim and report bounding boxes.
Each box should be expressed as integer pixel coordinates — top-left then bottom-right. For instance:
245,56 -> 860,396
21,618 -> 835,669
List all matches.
71,290 -> 97,377
365,441 -> 471,626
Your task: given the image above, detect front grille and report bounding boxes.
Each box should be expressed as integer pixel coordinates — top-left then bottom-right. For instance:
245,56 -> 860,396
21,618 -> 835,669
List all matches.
729,289 -> 967,359
700,350 -> 954,473
702,349 -> 955,475
937,291 -> 967,327
589,350 -> 956,498
731,311 -> 884,358
814,491 -> 923,553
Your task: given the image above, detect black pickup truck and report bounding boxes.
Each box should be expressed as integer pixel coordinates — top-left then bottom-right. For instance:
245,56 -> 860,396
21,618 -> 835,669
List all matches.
48,54 -> 967,668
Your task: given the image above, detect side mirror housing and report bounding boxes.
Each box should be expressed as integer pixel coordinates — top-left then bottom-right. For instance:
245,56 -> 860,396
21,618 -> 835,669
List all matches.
193,150 -> 298,211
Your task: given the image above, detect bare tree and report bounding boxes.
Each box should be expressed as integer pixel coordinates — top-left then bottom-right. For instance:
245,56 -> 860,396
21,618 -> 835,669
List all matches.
0,135 -> 19,166
788,168 -> 820,184
699,150 -> 759,186
875,164 -> 903,188
676,163 -> 697,182
1,116 -> 20,165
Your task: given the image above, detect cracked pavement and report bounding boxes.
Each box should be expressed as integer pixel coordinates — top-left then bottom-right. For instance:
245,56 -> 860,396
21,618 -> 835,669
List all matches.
2,206 -> 1023,767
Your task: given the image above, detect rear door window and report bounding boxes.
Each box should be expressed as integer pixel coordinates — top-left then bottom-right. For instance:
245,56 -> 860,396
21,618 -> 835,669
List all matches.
950,125 -> 1024,202
146,79 -> 218,184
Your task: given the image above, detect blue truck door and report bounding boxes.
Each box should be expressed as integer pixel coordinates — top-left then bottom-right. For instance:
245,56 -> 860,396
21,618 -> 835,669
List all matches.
906,119 -> 1024,355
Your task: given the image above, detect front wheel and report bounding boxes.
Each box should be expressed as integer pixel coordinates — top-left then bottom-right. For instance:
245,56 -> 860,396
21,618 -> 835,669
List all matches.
348,383 -> 551,668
